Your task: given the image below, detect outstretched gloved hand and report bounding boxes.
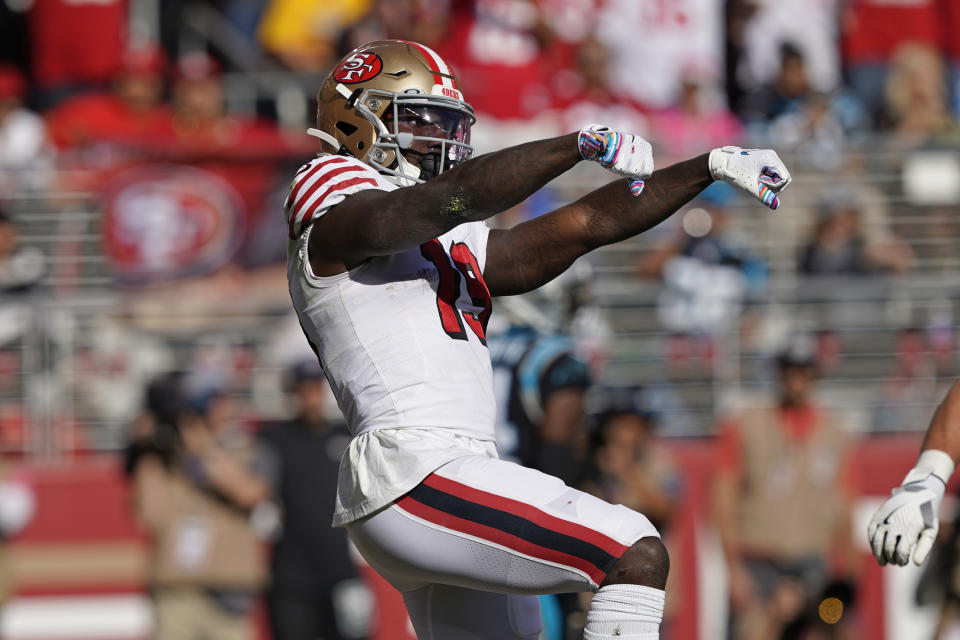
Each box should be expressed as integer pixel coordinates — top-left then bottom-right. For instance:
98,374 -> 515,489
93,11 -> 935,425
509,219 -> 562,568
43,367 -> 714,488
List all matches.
708,146 -> 792,210
578,124 -> 653,196
867,450 -> 954,566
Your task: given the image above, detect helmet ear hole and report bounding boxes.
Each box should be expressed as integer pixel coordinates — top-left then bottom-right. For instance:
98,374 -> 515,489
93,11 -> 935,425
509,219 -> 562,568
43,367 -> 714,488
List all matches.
336,121 -> 358,136
357,141 -> 365,150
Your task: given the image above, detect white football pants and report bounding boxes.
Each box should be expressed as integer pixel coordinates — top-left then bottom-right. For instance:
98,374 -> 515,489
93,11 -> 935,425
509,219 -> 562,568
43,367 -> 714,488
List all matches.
346,454 -> 659,639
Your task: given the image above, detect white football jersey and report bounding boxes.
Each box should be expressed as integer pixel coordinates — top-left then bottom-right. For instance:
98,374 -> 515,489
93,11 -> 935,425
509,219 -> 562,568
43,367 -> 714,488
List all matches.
285,153 -> 497,443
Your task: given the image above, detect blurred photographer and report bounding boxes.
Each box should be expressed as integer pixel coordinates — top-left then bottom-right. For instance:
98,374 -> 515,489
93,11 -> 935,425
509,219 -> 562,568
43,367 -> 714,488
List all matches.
581,388 -> 680,533
258,360 -> 366,640
126,372 -> 273,640
579,388 -> 682,637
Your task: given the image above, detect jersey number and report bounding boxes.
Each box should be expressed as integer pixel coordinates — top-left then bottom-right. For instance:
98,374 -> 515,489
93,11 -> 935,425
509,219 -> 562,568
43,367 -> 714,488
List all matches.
420,239 -> 492,345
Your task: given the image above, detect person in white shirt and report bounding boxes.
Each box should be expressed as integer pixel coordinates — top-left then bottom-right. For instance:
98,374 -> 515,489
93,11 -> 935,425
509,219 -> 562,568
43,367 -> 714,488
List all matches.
0,64 -> 50,196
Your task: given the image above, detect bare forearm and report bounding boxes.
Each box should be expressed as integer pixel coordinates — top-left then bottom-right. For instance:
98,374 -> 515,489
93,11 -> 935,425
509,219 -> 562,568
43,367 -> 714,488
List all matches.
485,154 -> 713,296
922,381 -> 960,463
346,134 -> 581,258
202,450 -> 271,509
577,154 -> 713,250
628,474 -> 675,525
438,133 -> 581,219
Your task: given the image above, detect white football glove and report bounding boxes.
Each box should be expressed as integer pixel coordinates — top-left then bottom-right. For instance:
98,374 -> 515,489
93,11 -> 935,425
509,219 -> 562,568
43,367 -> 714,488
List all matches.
867,450 -> 954,566
578,124 -> 653,193
708,146 -> 792,211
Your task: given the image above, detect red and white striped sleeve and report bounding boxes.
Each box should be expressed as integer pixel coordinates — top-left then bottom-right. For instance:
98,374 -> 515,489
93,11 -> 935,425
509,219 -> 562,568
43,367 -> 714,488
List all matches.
284,154 -> 397,239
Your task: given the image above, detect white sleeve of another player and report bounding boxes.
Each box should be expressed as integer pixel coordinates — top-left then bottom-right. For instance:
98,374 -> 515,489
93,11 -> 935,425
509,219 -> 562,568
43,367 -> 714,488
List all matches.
284,155 -> 397,239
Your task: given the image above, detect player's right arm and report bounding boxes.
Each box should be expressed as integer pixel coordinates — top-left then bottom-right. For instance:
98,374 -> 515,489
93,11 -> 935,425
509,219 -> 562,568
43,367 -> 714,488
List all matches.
304,125 -> 656,277
868,380 -> 960,566
307,134 -> 583,276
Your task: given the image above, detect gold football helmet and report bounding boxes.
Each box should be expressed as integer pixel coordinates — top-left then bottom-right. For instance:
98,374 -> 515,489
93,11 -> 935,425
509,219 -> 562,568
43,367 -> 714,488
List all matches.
309,40 -> 475,185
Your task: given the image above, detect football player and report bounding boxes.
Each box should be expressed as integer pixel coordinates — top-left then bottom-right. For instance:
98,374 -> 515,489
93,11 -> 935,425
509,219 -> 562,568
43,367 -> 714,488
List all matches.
868,382 -> 960,567
286,39 -> 791,639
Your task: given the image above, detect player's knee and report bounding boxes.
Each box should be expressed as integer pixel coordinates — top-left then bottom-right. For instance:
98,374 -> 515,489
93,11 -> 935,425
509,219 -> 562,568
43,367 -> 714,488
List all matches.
602,536 -> 669,590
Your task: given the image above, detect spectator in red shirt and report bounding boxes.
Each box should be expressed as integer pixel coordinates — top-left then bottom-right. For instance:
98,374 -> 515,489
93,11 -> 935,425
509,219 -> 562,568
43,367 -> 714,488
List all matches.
160,52 -> 290,156
841,0 -> 945,123
149,52 -> 306,260
28,0 -> 128,107
45,47 -> 172,152
550,35 -> 649,138
434,0 -> 554,129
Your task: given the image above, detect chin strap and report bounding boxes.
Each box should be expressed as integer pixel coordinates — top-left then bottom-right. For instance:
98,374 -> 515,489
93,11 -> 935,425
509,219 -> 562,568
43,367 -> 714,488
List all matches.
384,159 -> 421,187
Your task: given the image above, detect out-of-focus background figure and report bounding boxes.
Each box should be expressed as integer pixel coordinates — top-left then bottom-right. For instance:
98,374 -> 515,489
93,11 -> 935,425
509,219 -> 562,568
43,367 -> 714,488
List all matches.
0,64 -> 50,197
45,47 -> 170,152
487,293 -> 594,640
583,387 -> 680,538
581,387 -> 683,638
488,315 -> 591,486
127,372 -> 273,640
0,208 -> 45,296
257,361 -> 366,640
0,0 -> 958,638
712,342 -> 860,640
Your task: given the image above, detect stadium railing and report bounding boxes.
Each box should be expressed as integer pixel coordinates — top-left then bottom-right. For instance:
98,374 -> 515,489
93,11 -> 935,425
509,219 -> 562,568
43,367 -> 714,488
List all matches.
2,141 -> 959,458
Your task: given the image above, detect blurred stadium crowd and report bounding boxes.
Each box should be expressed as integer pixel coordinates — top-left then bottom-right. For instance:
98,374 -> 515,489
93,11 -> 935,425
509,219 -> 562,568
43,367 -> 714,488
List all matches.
3,0 -> 960,639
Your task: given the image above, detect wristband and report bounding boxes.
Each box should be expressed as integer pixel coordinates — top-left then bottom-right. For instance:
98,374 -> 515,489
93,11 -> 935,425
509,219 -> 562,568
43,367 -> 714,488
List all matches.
903,449 -> 955,486
578,128 -> 611,162
707,146 -> 730,181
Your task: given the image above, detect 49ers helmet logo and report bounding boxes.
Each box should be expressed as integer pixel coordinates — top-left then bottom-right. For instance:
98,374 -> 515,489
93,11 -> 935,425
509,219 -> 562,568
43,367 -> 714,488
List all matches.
334,52 -> 383,84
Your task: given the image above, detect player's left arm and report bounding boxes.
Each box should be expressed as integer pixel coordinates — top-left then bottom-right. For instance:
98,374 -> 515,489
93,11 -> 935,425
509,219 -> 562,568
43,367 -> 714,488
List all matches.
868,380 -> 960,566
484,148 -> 789,296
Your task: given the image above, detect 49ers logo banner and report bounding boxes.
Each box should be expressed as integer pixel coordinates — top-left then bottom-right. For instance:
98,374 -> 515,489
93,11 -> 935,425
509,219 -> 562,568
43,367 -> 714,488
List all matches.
102,165 -> 243,283
334,52 -> 383,84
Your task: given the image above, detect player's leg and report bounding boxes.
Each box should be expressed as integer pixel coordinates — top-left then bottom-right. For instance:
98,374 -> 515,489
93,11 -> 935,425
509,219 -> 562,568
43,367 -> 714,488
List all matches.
402,585 -> 541,640
583,536 -> 667,639
348,503 -> 551,639
427,454 -> 669,640
346,454 -> 666,639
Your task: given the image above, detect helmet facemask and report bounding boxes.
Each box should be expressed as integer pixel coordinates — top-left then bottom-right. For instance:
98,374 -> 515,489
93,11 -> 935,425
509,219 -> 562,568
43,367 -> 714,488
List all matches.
353,89 -> 473,184
310,85 -> 474,186
375,96 -> 473,182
